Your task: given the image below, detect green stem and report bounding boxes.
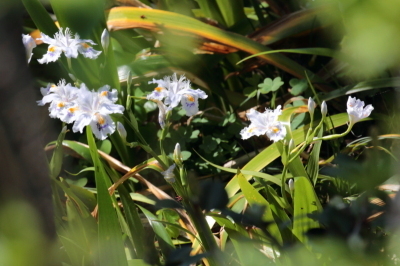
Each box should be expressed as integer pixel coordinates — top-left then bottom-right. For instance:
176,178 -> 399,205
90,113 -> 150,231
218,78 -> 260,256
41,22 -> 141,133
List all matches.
184,200 -> 223,266
313,123 -> 353,142
280,164 -> 292,214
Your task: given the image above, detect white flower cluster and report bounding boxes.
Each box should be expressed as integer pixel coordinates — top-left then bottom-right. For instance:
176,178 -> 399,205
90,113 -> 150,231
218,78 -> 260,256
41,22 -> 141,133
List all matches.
240,96 -> 374,143
22,27 -> 102,64
37,80 -> 124,140
240,106 -> 286,142
147,73 -> 208,127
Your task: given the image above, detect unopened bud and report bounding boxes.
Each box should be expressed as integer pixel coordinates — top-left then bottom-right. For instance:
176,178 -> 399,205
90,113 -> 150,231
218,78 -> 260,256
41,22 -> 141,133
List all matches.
162,164 -> 176,183
101,29 -> 110,53
156,101 -> 167,128
22,34 -> 36,63
308,97 -> 316,116
321,101 -> 327,117
288,179 -> 294,192
127,71 -> 133,90
173,143 -> 183,166
117,122 -> 127,140
68,73 -> 77,81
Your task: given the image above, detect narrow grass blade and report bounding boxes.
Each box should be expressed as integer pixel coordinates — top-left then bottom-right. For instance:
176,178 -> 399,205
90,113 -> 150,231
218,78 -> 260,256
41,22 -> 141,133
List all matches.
86,127 -> 128,266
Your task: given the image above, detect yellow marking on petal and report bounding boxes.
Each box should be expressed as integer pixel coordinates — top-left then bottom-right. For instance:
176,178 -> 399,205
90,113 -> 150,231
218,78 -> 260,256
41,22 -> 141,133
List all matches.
48,46 -> 57,52
186,95 -> 195,102
68,107 -> 78,113
57,102 -> 65,108
155,87 -> 164,92
96,113 -> 106,125
100,91 -> 108,97
51,84 -> 57,88
81,43 -> 91,49
272,127 -> 280,133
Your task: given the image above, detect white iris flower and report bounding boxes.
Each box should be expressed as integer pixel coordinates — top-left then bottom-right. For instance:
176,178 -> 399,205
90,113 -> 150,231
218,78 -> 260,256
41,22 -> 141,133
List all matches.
240,106 -> 287,142
22,34 -> 36,63
347,96 -> 374,125
147,74 -> 186,102
72,85 -> 124,140
37,80 -> 79,123
147,74 -> 208,124
37,27 -> 101,64
38,79 -> 124,140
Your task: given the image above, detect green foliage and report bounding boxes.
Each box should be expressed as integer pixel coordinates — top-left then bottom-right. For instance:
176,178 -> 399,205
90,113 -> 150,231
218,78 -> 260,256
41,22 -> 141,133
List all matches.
258,77 -> 284,94
18,0 -> 400,265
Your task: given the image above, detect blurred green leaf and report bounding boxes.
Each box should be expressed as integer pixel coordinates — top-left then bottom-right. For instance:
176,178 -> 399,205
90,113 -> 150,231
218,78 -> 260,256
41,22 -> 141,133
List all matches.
107,7 -> 325,82
22,0 -> 58,35
292,176 -> 322,243
138,206 -> 175,257
96,139 -> 112,154
127,259 -> 151,266
289,78 -> 309,96
49,126 -> 67,179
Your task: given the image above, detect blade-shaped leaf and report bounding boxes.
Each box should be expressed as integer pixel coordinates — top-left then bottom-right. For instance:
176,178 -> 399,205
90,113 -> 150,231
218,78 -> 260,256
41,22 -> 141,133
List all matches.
237,171 -> 282,244
292,176 -> 322,243
86,127 -> 128,266
106,7 -> 326,83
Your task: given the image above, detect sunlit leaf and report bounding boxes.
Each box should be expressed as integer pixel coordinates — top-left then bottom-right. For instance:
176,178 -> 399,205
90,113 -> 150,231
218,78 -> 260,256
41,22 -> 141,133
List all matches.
292,176 -> 322,243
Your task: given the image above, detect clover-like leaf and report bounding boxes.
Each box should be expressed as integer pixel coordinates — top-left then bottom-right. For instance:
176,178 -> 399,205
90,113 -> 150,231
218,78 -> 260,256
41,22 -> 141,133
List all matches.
258,77 -> 284,94
289,78 -> 309,96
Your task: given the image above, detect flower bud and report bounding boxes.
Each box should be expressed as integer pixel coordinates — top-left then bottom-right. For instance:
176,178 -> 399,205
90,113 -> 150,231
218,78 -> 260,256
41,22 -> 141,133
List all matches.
22,34 -> 36,63
101,28 -> 110,52
156,101 -> 167,128
321,101 -> 327,117
173,143 -> 183,166
117,122 -> 127,141
308,97 -> 316,116
127,71 -> 133,89
162,164 -> 176,183
288,179 -> 294,192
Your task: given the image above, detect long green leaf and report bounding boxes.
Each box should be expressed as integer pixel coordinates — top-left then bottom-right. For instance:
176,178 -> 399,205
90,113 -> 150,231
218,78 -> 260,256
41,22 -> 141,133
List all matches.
320,77 -> 400,102
137,205 -> 175,257
22,0 -> 58,35
215,0 -> 246,27
237,171 -> 282,244
224,229 -> 274,265
249,7 -> 328,45
292,176 -> 322,243
86,127 -> 128,266
237,48 -> 347,65
106,7 -> 325,82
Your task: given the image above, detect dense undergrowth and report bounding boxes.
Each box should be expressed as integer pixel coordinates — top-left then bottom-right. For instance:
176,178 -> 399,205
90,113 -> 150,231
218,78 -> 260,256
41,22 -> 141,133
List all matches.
6,0 -> 400,265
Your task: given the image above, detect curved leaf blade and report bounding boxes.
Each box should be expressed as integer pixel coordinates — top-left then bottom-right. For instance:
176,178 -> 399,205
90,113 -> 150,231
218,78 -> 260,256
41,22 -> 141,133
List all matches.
106,7 -> 323,81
